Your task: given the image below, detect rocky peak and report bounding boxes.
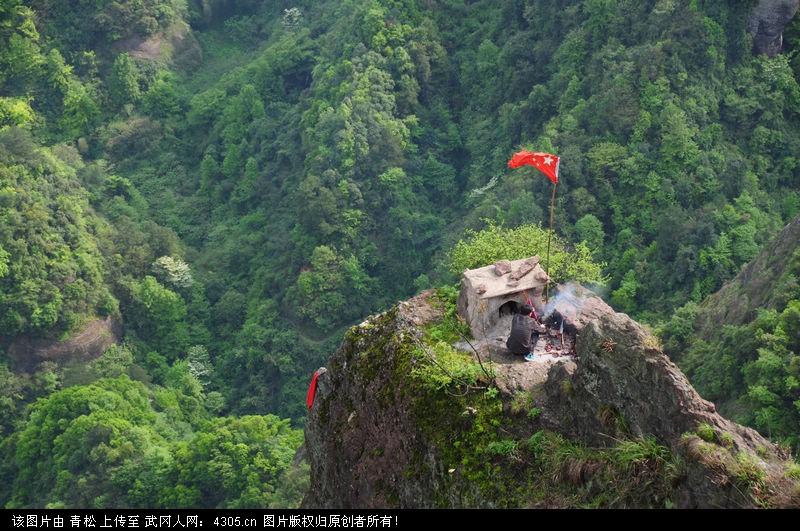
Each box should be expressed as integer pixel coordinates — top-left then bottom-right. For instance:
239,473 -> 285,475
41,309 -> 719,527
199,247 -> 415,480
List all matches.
748,0 -> 799,57
302,284 -> 799,508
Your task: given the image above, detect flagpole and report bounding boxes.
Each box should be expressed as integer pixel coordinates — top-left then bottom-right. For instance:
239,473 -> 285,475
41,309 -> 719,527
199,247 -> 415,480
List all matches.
507,150 -> 559,305
545,180 -> 556,304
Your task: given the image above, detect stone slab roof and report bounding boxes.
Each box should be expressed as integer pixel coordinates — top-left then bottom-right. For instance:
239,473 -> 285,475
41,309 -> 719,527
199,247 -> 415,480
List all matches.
461,256 -> 549,299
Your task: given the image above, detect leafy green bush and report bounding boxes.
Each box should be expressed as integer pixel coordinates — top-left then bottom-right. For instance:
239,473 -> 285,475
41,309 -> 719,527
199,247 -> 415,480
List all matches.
446,219 -> 607,286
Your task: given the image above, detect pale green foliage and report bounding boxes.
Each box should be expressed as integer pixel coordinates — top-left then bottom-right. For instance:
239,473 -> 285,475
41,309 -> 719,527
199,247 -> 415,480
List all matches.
282,7 -> 303,29
134,276 -> 181,313
8,375 -> 305,509
447,219 -> 607,285
187,345 -> 212,388
152,256 -> 194,289
468,175 -> 499,200
0,96 -> 35,128
612,270 -> 640,314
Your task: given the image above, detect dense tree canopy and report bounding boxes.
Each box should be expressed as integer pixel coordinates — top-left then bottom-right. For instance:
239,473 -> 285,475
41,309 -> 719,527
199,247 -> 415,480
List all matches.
4,375 -> 305,509
447,219 -> 606,286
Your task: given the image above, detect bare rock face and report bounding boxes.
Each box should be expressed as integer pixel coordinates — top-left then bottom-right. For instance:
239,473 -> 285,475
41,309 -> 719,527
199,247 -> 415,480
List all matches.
302,285 -> 799,509
5,317 -> 122,373
302,291 -> 448,509
114,20 -> 202,70
748,0 -> 799,57
542,287 -> 720,446
542,285 -> 794,507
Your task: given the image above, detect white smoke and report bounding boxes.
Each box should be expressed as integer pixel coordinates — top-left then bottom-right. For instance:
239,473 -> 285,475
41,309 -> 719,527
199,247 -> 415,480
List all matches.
540,282 -> 596,327
541,283 -> 579,319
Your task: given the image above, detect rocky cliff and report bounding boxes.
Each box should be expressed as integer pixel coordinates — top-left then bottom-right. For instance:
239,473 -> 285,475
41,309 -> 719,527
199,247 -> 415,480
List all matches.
748,0 -> 799,57
302,284 -> 799,509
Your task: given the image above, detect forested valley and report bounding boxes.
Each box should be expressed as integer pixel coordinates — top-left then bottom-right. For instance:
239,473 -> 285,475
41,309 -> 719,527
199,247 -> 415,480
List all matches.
0,0 -> 798,508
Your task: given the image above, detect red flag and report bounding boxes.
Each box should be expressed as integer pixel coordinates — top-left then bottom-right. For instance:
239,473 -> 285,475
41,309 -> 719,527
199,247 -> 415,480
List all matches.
508,150 -> 559,184
306,369 -> 320,411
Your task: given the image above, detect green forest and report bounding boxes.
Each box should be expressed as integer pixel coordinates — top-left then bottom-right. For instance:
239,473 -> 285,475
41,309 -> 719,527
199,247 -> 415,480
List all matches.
0,0 -> 798,508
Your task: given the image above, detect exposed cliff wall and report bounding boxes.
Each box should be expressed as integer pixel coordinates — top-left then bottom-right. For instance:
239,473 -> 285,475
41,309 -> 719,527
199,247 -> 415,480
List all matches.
540,290 -> 795,508
5,317 -> 122,373
302,286 -> 799,509
748,0 -> 799,57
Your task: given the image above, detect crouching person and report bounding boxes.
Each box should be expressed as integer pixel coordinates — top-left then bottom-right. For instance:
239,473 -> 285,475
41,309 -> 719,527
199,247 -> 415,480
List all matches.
506,303 -> 543,361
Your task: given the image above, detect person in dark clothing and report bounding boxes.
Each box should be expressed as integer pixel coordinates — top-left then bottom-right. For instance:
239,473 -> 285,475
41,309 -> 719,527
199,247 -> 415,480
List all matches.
506,303 -> 540,360
547,309 -> 564,330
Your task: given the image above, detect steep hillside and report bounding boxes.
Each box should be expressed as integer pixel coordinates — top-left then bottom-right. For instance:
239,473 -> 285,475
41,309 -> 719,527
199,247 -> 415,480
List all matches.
694,214 -> 800,337
660,214 -> 800,450
302,285 -> 799,509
